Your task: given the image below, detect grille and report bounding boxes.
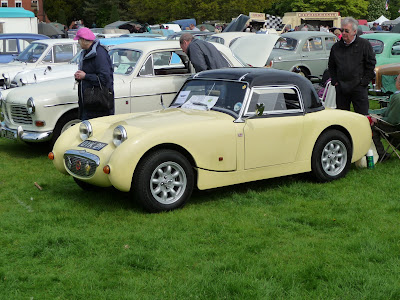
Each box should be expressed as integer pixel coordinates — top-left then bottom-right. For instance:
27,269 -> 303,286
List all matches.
64,154 -> 98,178
10,104 -> 32,125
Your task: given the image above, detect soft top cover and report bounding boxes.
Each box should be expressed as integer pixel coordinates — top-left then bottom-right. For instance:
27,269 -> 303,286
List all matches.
193,68 -> 324,112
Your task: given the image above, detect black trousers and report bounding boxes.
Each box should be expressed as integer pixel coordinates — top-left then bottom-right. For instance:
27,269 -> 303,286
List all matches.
335,85 -> 369,115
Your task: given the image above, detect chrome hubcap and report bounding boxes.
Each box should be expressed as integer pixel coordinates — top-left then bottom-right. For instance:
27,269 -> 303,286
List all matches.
150,161 -> 187,204
321,139 -> 347,176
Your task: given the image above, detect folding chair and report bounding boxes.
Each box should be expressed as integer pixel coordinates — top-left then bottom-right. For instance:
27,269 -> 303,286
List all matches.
374,118 -> 400,162
321,81 -> 336,108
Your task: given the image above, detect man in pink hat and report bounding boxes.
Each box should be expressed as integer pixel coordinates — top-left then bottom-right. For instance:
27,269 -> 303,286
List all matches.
73,27 -> 114,120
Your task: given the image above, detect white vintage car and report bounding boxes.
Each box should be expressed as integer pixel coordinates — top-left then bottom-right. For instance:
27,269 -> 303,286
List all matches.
0,39 -> 80,89
0,37 -> 278,145
11,37 -> 159,88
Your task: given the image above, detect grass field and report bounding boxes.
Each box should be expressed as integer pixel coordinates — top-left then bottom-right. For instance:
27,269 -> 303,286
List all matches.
1,136 -> 400,299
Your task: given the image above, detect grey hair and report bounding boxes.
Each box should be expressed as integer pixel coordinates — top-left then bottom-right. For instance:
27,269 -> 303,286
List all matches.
179,33 -> 194,44
341,17 -> 358,31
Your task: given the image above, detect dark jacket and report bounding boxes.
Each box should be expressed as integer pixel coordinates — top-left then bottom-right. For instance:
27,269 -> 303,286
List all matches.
187,39 -> 230,72
78,39 -> 114,119
328,36 -> 376,94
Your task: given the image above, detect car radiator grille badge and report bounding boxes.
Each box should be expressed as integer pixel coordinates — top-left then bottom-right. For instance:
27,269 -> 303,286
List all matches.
65,154 -> 97,178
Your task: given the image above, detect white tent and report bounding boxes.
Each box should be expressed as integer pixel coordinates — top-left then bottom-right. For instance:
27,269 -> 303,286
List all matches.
382,16 -> 400,26
368,15 -> 390,27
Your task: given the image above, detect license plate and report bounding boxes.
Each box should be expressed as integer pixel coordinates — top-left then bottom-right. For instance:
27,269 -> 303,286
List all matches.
78,140 -> 107,151
1,128 -> 17,140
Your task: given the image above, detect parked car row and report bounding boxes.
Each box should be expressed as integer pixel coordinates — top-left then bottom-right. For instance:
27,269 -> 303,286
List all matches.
1,31 -> 375,212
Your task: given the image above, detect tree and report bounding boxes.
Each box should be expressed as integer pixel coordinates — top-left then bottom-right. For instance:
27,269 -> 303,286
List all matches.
368,0 -> 391,20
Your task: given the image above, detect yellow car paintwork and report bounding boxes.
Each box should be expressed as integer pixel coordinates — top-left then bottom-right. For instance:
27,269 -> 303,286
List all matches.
52,106 -> 372,193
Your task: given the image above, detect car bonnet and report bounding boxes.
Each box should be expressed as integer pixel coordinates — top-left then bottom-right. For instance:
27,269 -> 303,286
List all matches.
230,34 -> 280,68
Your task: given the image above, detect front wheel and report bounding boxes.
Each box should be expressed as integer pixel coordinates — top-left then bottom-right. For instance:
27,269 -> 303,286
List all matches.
132,149 -> 194,213
311,130 -> 352,182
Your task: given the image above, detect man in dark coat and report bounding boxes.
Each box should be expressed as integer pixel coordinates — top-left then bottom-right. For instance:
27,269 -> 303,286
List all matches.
74,27 -> 114,120
328,17 -> 376,115
179,33 -> 230,72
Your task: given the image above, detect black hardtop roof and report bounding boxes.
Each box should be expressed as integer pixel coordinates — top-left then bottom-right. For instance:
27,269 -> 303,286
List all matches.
193,68 -> 323,112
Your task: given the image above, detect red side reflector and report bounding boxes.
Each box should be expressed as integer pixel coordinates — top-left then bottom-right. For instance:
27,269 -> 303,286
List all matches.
219,157 -> 223,161
48,152 -> 54,160
103,165 -> 111,174
35,121 -> 45,127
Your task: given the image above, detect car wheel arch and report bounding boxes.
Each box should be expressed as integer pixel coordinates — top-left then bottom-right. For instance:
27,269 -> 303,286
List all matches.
316,125 -> 353,153
131,143 -> 198,189
51,108 -> 80,146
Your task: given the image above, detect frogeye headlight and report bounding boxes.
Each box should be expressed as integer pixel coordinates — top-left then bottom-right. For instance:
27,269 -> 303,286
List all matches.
79,120 -> 93,141
26,97 -> 35,114
113,125 -> 127,147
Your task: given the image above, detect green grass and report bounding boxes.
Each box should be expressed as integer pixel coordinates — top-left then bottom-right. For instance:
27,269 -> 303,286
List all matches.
1,137 -> 400,299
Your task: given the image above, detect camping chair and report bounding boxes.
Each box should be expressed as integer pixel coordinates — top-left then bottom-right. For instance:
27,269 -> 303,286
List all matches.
320,80 -> 336,108
373,118 -> 400,162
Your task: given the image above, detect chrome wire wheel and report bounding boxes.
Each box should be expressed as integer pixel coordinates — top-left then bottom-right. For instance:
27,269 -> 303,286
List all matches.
150,161 -> 187,205
320,139 -> 347,176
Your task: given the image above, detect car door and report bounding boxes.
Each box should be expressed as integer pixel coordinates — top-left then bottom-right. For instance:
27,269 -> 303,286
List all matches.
129,50 -> 193,112
243,86 -> 304,169
300,36 -> 328,77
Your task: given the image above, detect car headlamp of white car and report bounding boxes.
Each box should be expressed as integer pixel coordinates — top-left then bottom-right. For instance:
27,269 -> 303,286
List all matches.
113,125 -> 127,147
79,120 -> 93,141
26,97 -> 35,114
19,78 -> 28,86
2,73 -> 10,87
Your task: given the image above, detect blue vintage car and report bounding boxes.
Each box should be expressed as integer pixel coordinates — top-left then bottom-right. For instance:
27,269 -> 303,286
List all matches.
0,33 -> 49,63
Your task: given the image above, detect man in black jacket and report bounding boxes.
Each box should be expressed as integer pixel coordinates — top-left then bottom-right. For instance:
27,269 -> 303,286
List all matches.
328,17 -> 376,115
179,33 -> 230,73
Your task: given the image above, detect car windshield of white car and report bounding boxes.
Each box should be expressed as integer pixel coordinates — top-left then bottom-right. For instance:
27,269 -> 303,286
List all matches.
274,37 -> 297,51
16,42 -> 47,63
171,79 -> 247,117
109,49 -> 141,74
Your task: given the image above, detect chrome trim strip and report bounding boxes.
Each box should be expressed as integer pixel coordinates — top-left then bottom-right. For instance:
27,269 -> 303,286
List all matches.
44,102 -> 78,108
130,91 -> 176,98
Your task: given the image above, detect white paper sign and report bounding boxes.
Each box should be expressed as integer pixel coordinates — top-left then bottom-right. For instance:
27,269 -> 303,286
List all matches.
181,95 -> 219,110
175,91 -> 190,105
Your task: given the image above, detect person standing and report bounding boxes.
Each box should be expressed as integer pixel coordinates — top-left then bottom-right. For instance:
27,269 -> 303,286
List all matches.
189,24 -> 200,31
328,17 -> 376,115
74,27 -> 114,120
179,33 -> 230,73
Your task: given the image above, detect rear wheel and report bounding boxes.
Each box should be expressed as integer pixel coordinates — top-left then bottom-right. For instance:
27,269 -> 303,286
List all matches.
133,149 -> 194,213
297,67 -> 310,78
311,130 -> 352,182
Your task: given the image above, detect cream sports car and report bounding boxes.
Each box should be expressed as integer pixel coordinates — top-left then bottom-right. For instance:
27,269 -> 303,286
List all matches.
50,68 -> 372,212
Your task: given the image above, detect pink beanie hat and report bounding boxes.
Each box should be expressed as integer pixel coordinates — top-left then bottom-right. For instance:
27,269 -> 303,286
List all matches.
73,27 -> 96,41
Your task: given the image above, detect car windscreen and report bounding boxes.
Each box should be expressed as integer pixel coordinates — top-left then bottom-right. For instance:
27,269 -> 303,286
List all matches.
109,49 -> 141,75
274,37 -> 298,51
15,42 -> 47,63
367,39 -> 384,54
170,79 -> 248,117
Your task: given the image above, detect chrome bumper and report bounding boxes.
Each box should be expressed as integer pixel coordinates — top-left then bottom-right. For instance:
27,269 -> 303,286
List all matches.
0,121 -> 52,142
